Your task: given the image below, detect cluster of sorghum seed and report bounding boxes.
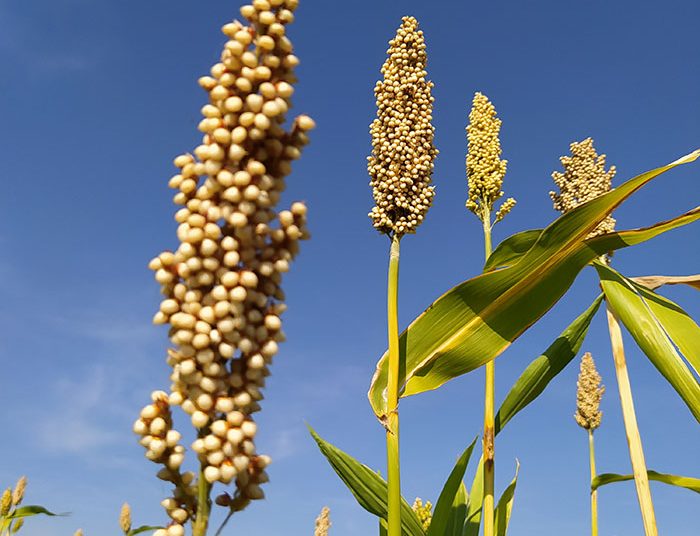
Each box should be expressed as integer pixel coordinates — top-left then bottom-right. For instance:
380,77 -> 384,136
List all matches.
411,497 -> 433,530
575,352 -> 605,430
550,138 -> 616,237
135,1 -> 311,533
466,92 -> 515,224
314,506 -> 331,536
368,16 -> 437,237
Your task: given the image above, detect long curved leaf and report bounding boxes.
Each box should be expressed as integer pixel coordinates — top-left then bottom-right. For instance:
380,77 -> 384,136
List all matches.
629,280 -> 700,377
308,425 -> 425,536
596,263 -> 700,421
3,505 -> 64,519
494,462 -> 520,536
426,438 -> 477,536
369,151 -> 700,418
592,471 -> 700,494
495,295 -> 603,434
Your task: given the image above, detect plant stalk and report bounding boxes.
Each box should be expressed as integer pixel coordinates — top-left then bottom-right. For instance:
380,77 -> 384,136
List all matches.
482,210 -> 495,536
386,233 -> 402,536
588,429 -> 598,536
192,464 -> 212,536
605,306 -> 657,536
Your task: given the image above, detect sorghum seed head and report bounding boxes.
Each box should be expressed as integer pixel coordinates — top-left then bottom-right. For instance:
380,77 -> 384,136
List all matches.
412,498 -> 433,531
367,16 -> 437,237
11,476 -> 26,506
140,0 -> 309,519
575,352 -> 605,430
314,506 -> 332,536
465,92 -> 514,224
550,138 -> 616,237
119,503 -> 132,534
0,489 -> 11,516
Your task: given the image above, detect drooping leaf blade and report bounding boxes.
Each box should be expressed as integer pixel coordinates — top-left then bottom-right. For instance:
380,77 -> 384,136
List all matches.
3,505 -> 64,519
628,279 -> 700,377
495,295 -> 602,434
596,263 -> 700,422
308,425 -> 425,536
426,438 -> 477,536
631,274 -> 700,292
368,151 -> 700,418
592,471 -> 700,494
494,462 -> 520,536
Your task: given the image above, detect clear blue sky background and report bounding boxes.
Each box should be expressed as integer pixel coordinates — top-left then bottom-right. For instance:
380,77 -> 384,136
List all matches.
1,1 -> 698,535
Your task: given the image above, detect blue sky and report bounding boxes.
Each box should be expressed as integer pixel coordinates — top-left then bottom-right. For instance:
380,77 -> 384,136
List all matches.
0,0 -> 698,535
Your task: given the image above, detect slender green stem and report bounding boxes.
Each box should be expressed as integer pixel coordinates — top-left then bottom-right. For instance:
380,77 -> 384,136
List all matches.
192,463 -> 212,536
588,429 -> 598,536
481,210 -> 495,536
386,233 -> 402,536
605,306 -> 657,536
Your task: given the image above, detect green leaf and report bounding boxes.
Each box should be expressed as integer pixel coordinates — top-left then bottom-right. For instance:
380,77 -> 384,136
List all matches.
443,482 -> 468,536
3,505 -> 64,519
628,279 -> 700,377
308,425 -> 425,536
494,462 -> 520,536
426,438 -> 477,536
495,295 -> 603,434
368,150 -> 700,419
592,471 -> 700,494
129,526 -> 165,535
485,229 -> 542,272
596,263 -> 700,421
464,458 -> 484,536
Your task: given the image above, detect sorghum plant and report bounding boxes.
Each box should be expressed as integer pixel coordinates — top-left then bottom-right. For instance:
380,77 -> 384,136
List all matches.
136,1 -> 313,535
575,352 -> 605,536
550,139 -> 658,533
465,92 -> 515,536
367,15 -> 436,536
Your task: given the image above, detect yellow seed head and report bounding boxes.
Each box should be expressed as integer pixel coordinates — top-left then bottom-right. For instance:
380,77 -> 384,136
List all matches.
314,506 -> 331,536
575,352 -> 605,430
11,476 -> 26,506
119,502 -> 132,533
411,498 -> 433,530
74,530 -> 84,536
550,138 -> 616,237
368,16 -> 437,237
0,488 -> 11,516
466,92 -> 513,223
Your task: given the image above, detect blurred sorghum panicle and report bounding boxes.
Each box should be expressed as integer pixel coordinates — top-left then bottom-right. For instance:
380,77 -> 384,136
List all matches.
411,498 -> 432,531
135,0 -> 312,533
466,92 -> 514,225
367,16 -> 437,237
119,503 -> 132,534
550,138 -> 616,237
575,352 -> 605,430
314,506 -> 331,536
